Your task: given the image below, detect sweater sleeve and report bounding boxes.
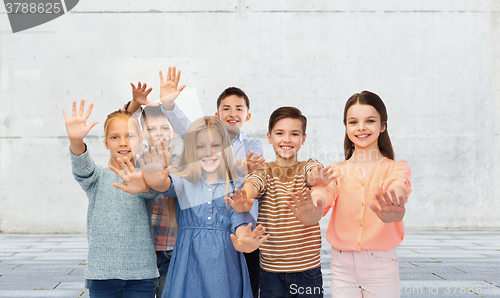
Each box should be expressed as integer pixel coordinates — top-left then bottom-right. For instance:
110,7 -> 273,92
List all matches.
380,160 -> 412,202
70,147 -> 101,194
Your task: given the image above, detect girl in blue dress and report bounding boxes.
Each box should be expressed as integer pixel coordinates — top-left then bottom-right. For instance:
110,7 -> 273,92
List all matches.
117,116 -> 269,298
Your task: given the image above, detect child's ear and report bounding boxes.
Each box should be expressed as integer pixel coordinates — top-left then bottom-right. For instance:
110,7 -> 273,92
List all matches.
267,132 -> 272,144
103,138 -> 109,149
301,133 -> 307,145
245,112 -> 252,122
381,122 -> 386,133
172,131 -> 177,138
215,112 -> 220,119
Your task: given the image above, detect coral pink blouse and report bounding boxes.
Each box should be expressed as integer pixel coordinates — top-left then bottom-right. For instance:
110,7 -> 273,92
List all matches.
312,157 -> 412,252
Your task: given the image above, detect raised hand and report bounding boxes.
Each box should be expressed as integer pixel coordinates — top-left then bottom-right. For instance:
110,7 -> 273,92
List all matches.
62,100 -> 99,141
130,82 -> 156,106
62,100 -> 99,155
308,165 -> 338,187
224,188 -> 253,213
231,223 -> 270,253
287,189 -> 324,226
109,157 -> 150,195
137,147 -> 171,192
370,189 -> 406,223
159,66 -> 186,111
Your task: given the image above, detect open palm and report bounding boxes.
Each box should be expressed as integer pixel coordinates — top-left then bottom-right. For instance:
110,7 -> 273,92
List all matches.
62,100 -> 98,141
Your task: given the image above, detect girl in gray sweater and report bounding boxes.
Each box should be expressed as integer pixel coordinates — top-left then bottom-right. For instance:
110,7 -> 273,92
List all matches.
63,100 -> 159,298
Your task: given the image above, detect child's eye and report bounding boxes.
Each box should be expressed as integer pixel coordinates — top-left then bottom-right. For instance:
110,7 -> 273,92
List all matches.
292,133 -> 299,136
148,128 -> 155,132
197,145 -> 204,149
367,120 -> 375,123
128,135 -> 135,139
349,121 -> 357,125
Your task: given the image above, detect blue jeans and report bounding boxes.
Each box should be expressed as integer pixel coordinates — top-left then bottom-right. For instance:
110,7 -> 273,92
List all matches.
155,250 -> 173,298
259,267 -> 323,298
88,279 -> 155,298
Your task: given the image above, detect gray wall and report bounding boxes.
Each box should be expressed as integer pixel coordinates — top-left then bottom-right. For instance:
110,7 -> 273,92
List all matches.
1,1 -> 499,232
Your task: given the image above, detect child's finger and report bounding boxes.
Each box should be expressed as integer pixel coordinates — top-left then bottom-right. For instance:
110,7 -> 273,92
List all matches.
259,234 -> 270,244
142,83 -> 147,91
369,203 -> 383,219
229,234 -> 240,248
123,157 -> 136,173
71,101 -> 77,117
286,201 -> 297,214
116,158 -> 131,174
178,85 -> 186,92
137,154 -> 147,169
382,191 -> 394,206
167,67 -> 172,80
374,193 -> 388,208
146,87 -> 153,96
174,70 -> 181,85
130,82 -> 136,89
137,82 -> 142,89
83,103 -> 94,120
290,192 -> 301,209
109,165 -> 127,180
77,99 -> 85,117
62,109 -> 69,121
171,66 -> 177,81
159,70 -> 164,82
112,182 -> 128,192
88,121 -> 99,131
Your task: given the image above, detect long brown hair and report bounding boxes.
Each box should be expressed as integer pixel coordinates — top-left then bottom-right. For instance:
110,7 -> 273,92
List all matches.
343,91 -> 394,160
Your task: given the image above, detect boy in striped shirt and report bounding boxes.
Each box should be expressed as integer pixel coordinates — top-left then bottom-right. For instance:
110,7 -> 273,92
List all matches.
226,106 -> 325,298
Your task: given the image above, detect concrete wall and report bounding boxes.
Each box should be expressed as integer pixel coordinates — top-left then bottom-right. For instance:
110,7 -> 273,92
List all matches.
0,1 -> 499,232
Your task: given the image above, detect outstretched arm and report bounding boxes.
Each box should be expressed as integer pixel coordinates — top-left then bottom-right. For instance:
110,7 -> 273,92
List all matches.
287,189 -> 324,226
62,100 -> 99,155
225,182 -> 260,213
235,151 -> 267,176
370,187 -> 406,223
231,223 -> 270,253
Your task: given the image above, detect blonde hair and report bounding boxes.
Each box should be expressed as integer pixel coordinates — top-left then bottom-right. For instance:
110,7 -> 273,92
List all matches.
103,110 -> 142,164
172,116 -> 236,213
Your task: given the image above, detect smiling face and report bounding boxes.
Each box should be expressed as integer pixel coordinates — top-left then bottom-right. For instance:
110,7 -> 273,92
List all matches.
267,117 -> 306,166
144,116 -> 174,148
104,118 -> 142,168
215,95 -> 251,137
196,127 -> 224,180
345,103 -> 386,152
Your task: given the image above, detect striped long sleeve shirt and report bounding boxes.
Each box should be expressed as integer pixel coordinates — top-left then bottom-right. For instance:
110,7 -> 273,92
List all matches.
246,159 -> 322,273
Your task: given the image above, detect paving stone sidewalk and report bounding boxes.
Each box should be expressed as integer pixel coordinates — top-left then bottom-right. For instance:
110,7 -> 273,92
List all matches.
1,229 -> 499,297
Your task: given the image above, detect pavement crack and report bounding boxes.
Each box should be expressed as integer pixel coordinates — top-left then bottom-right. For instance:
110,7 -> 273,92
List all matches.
12,264 -> 23,270
454,245 -> 466,250
78,289 -> 88,298
453,267 -> 467,273
431,273 -> 446,280
408,262 -> 420,267
53,282 -> 61,289
68,269 -> 75,275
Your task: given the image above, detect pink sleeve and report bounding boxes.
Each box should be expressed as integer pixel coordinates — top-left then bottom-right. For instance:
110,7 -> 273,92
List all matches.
312,179 -> 339,217
380,160 -> 412,201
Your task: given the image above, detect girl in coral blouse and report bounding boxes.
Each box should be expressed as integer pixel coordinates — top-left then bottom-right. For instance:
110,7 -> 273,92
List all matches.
288,91 -> 412,298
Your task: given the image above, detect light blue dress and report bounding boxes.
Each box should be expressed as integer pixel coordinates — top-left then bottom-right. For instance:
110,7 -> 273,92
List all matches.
160,174 -> 254,298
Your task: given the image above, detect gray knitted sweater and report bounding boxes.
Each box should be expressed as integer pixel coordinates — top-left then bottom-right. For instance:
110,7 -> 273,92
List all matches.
71,149 -> 159,280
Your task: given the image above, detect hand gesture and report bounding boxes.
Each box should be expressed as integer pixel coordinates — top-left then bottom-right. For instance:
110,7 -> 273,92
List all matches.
62,100 -> 99,142
159,66 -> 186,110
224,188 -> 253,213
287,189 -> 324,226
231,223 -> 270,253
130,82 -> 156,106
370,190 -> 406,223
109,158 -> 150,195
235,151 -> 266,176
308,165 -> 338,187
137,147 -> 171,192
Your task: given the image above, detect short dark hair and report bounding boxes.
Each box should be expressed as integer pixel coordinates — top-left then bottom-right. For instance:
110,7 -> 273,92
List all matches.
140,105 -> 168,129
216,87 -> 250,110
268,106 -> 307,135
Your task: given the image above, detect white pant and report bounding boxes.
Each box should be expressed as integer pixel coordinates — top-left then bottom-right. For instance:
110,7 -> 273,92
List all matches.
330,247 -> 400,298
